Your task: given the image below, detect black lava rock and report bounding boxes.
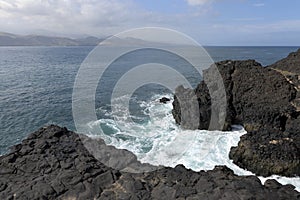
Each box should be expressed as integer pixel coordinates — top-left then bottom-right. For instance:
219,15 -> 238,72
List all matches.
159,97 -> 171,104
172,49 -> 300,177
0,125 -> 299,199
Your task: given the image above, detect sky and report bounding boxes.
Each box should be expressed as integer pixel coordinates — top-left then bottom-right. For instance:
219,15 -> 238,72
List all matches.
0,0 -> 300,45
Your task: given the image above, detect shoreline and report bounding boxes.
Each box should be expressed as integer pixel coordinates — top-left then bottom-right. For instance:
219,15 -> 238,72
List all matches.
0,48 -> 299,199
0,125 -> 298,199
172,49 -> 300,178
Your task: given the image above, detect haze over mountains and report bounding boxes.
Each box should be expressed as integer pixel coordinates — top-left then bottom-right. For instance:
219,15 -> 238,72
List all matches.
0,32 -> 172,46
0,32 -> 104,46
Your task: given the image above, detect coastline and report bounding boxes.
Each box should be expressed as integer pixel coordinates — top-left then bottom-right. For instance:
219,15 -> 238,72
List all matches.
0,125 -> 298,199
0,48 -> 299,199
173,49 -> 300,178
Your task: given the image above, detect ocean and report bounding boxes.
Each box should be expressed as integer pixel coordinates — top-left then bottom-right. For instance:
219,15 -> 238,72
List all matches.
0,46 -> 299,190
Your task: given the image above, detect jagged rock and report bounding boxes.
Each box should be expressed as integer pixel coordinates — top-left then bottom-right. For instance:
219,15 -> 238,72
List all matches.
0,125 -> 299,199
159,97 -> 171,104
173,60 -> 297,131
0,125 -> 121,199
229,128 -> 300,177
269,49 -> 300,75
172,50 -> 300,177
269,49 -> 300,111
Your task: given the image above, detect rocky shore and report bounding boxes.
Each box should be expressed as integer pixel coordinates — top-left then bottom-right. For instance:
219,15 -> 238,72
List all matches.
1,50 -> 300,199
172,49 -> 300,177
0,125 -> 299,199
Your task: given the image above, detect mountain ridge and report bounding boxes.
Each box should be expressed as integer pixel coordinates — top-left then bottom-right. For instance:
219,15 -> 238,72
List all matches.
0,32 -> 103,46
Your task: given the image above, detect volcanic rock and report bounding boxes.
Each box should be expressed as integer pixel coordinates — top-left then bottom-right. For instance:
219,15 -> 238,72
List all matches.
172,50 -> 300,177
0,125 -> 299,199
159,97 -> 171,104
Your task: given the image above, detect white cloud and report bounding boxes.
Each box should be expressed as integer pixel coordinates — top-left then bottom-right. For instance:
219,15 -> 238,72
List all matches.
0,0 -> 216,37
185,0 -> 214,6
0,0 -> 203,37
211,19 -> 300,34
0,0 -> 298,45
200,19 -> 300,45
0,0 -> 145,37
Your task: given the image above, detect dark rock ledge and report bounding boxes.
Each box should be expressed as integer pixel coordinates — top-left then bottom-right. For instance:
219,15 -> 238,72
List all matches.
172,49 -> 300,177
0,125 -> 299,199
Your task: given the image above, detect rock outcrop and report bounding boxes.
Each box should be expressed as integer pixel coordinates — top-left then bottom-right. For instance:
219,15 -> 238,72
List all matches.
172,50 -> 300,177
159,97 -> 171,104
0,125 -> 299,199
269,48 -> 300,110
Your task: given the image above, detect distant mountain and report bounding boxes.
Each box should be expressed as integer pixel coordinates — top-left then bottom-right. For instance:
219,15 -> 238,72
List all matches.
0,32 -> 104,46
100,36 -> 183,47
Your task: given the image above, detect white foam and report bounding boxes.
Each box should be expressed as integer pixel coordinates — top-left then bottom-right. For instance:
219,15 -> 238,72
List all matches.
88,94 -> 300,192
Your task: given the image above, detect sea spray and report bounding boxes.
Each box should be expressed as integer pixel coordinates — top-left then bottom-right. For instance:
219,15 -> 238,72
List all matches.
88,94 -> 300,191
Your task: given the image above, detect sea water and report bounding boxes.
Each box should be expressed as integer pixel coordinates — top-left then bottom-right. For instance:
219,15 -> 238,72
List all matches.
0,46 -> 299,191
89,94 -> 300,191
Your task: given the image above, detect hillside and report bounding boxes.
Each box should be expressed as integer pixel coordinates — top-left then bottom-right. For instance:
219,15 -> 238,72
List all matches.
0,32 -> 103,46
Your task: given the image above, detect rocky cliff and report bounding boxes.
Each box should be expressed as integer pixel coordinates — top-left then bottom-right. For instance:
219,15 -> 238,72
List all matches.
0,125 -> 299,199
172,50 -> 300,177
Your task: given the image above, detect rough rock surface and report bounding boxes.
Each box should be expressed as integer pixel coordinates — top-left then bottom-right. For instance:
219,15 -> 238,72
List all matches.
269,48 -> 300,110
159,97 -> 171,104
270,49 -> 300,75
0,125 -> 299,199
172,50 -> 300,177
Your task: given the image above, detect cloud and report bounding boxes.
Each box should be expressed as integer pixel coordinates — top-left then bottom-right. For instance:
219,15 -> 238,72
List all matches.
185,0 -> 214,6
211,19 -> 300,34
0,0 -> 299,46
201,19 -> 300,45
0,0 -> 202,37
253,3 -> 265,7
0,0 -> 145,36
233,17 -> 263,21
0,0 -> 218,37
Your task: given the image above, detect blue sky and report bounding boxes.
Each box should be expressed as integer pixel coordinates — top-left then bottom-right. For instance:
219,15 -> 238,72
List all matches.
0,0 -> 299,45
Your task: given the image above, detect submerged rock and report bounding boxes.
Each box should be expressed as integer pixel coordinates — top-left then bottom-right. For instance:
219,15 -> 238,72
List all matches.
172,49 -> 300,177
0,125 -> 299,199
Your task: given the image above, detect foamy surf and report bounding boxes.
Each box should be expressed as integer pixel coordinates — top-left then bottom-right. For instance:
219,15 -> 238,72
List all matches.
87,94 -> 300,192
